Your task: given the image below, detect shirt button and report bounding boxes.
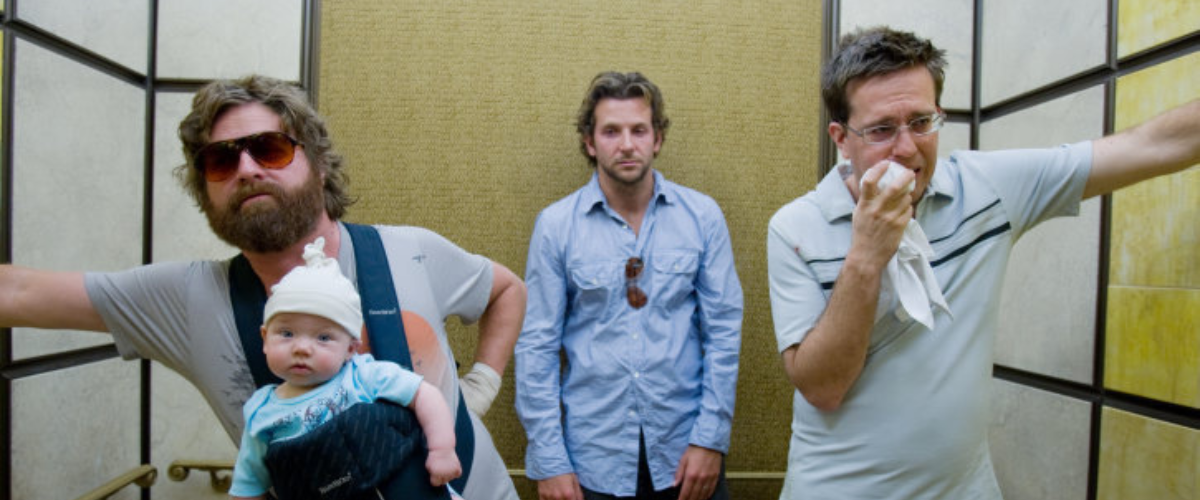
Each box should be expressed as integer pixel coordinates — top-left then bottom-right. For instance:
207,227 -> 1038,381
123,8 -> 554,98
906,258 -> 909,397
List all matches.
633,371 -> 640,379
628,410 -> 636,418
631,333 -> 639,340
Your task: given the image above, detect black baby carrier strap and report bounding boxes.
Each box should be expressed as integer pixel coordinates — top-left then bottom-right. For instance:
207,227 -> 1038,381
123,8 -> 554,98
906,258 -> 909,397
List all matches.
229,222 -> 475,498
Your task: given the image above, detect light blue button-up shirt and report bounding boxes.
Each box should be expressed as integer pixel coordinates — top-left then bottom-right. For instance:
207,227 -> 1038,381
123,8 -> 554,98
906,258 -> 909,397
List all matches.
516,170 -> 743,496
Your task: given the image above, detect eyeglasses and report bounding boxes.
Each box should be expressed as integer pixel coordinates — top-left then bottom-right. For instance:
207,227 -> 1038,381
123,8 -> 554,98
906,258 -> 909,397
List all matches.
193,131 -> 300,182
625,257 -> 647,309
844,112 -> 945,145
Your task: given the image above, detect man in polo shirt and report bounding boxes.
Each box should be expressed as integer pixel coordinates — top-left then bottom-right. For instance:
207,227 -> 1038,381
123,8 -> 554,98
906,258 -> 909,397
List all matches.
767,26 -> 1199,498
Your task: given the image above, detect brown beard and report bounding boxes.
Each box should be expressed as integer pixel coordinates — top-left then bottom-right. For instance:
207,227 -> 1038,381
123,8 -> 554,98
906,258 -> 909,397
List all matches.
201,172 -> 325,253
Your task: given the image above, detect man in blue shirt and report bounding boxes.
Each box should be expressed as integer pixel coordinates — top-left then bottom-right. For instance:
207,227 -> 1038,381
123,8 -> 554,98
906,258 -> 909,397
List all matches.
516,71 -> 744,500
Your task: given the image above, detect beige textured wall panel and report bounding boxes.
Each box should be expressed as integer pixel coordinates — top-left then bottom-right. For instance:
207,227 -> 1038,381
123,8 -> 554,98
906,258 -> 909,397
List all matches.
319,1 -> 823,493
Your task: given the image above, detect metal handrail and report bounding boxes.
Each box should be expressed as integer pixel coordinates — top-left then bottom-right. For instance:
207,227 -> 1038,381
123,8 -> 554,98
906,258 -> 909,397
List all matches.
167,459 -> 235,493
72,464 -> 157,500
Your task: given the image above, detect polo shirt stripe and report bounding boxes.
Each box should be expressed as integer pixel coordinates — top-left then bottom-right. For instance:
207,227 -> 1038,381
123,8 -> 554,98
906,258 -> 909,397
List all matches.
930,222 -> 1011,268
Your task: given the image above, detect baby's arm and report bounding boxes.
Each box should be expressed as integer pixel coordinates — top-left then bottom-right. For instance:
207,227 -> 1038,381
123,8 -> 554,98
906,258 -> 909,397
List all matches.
410,380 -> 462,486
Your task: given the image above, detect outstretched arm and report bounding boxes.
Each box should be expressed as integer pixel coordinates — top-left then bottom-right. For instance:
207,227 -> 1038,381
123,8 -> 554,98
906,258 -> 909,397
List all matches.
1084,99 -> 1200,198
0,265 -> 107,332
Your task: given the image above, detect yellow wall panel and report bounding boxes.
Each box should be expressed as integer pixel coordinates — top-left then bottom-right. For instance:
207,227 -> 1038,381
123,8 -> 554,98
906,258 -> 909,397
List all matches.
1104,286 -> 1200,407
1098,407 -> 1199,500
1110,51 -> 1200,288
1117,0 -> 1200,58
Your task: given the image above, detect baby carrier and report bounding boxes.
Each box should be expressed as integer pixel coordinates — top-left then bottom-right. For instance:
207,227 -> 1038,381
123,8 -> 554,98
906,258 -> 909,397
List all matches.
230,223 -> 473,499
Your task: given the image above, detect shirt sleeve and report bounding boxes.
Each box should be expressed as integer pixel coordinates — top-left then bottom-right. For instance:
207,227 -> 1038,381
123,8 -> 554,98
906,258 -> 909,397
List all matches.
356,356 -> 424,407
688,205 -> 743,453
766,205 -> 828,353
513,210 -> 575,480
961,141 -> 1092,238
83,261 -> 207,368
404,226 -> 494,325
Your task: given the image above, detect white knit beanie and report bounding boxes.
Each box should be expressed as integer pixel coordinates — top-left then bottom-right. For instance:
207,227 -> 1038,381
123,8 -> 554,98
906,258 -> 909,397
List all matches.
262,237 -> 363,339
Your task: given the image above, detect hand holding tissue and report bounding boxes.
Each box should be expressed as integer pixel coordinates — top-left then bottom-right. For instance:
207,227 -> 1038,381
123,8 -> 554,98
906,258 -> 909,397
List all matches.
860,162 -> 952,329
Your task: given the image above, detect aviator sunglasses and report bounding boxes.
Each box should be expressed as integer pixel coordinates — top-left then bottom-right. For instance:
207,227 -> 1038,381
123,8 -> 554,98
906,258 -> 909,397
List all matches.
193,131 -> 301,182
626,257 -> 647,309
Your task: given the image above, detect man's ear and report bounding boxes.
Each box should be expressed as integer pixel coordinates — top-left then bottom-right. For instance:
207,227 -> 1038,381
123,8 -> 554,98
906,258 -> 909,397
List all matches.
583,134 -> 597,158
828,121 -> 848,154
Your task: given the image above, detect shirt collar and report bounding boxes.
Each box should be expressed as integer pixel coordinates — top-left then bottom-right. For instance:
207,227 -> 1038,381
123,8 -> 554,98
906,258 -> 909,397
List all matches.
580,169 -> 672,215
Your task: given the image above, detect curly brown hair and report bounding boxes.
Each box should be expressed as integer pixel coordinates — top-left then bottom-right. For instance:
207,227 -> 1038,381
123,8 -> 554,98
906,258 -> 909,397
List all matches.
175,75 -> 354,219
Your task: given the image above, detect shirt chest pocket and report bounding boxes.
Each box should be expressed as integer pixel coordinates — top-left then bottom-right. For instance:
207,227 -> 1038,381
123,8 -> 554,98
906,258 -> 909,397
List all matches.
568,262 -> 621,314
650,251 -> 700,309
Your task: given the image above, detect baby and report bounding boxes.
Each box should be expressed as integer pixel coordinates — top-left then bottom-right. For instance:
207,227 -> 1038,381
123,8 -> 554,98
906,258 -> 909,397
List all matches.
229,237 -> 460,499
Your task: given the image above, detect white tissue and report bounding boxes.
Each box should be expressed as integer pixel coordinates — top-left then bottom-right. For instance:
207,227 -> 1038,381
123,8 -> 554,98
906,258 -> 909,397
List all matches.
860,162 -> 951,329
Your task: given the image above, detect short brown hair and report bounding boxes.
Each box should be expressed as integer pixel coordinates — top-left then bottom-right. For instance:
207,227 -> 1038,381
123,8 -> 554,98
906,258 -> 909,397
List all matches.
822,27 -> 947,124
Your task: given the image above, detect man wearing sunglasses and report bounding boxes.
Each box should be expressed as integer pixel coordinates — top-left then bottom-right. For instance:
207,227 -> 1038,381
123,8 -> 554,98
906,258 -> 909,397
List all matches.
0,75 -> 524,500
515,72 -> 744,500
767,27 -> 1200,499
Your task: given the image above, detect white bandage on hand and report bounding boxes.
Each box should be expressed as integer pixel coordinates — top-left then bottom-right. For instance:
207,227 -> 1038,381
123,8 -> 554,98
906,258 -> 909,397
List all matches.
459,362 -> 502,417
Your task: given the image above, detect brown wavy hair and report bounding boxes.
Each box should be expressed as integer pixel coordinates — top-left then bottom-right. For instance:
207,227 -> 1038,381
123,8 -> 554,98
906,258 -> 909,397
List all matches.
175,75 -> 354,219
575,71 -> 671,167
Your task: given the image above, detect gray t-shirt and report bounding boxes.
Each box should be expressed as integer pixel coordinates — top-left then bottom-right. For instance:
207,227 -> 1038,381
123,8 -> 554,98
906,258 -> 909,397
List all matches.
85,223 -> 517,500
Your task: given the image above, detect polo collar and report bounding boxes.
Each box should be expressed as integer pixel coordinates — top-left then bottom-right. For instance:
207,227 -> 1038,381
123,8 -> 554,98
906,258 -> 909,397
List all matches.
815,159 -> 955,223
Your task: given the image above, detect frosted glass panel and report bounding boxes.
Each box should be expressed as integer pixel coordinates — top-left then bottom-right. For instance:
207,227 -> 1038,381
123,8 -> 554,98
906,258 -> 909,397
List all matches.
990,380 -> 1091,500
984,86 -> 1105,384
153,91 -> 237,263
10,40 -> 145,358
937,121 -> 970,158
150,364 -> 238,499
839,0 -> 972,110
11,359 -> 141,500
157,0 -> 303,80
17,0 -> 148,73
981,0 -> 1106,105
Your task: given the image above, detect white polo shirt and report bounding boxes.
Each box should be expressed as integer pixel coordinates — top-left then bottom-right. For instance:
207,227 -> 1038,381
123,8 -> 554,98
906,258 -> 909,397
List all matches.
767,142 -> 1092,499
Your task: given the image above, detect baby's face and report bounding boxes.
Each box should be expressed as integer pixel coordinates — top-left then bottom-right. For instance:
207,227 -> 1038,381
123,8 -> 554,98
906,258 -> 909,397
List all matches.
262,312 -> 356,392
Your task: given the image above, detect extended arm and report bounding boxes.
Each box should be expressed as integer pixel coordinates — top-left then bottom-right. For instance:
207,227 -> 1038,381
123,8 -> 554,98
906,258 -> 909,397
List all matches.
779,163 -> 913,411
1084,99 -> 1200,198
0,265 -> 107,331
